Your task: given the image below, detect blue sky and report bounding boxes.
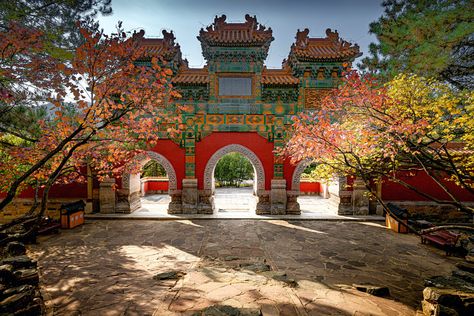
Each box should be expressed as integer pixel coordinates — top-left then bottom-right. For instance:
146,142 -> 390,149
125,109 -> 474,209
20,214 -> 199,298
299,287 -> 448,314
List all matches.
98,0 -> 384,68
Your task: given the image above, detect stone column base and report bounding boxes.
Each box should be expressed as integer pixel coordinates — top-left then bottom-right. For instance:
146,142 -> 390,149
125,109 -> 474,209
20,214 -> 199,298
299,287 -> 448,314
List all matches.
115,189 -> 141,214
198,190 -> 214,214
85,201 -> 93,214
286,191 -> 301,215
181,179 -> 198,214
168,190 -> 182,214
270,179 -> 287,215
256,192 -> 270,215
99,178 -> 116,214
335,190 -> 353,215
352,179 -> 369,215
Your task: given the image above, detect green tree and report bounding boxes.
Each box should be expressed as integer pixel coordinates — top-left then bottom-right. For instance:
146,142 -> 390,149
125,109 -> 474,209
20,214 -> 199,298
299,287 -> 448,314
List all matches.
0,0 -> 112,50
285,71 -> 474,215
141,160 -> 167,178
214,153 -> 254,187
359,0 -> 474,89
1,1 -> 113,145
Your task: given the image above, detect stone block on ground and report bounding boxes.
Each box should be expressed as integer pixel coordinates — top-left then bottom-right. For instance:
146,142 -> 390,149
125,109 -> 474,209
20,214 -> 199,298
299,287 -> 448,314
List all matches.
191,305 -> 262,316
1,256 -> 36,270
266,272 -> 298,288
466,255 -> 474,263
153,270 -> 186,281
0,285 -> 34,300
422,287 -> 474,316
0,264 -> 14,284
425,275 -> 474,293
452,270 -> 474,284
239,262 -> 271,273
5,242 -> 26,257
353,284 -> 390,297
13,268 -> 39,286
457,261 -> 474,274
0,288 -> 35,314
0,242 -> 44,316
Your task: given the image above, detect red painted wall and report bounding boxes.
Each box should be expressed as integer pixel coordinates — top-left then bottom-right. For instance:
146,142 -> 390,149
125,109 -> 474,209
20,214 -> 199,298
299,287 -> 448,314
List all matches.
382,171 -> 474,201
300,181 -> 321,193
143,180 -> 169,193
0,182 -> 88,199
149,139 -> 185,190
283,157 -> 297,190
195,132 -> 274,190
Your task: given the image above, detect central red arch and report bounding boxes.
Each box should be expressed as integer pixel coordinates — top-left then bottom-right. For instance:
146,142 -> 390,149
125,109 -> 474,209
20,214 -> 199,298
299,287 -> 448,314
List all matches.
195,132 -> 274,190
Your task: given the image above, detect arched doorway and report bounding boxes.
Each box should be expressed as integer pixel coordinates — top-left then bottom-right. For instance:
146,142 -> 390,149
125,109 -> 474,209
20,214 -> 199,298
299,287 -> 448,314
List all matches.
120,151 -> 178,213
202,144 -> 265,214
213,152 -> 256,213
291,160 -> 335,215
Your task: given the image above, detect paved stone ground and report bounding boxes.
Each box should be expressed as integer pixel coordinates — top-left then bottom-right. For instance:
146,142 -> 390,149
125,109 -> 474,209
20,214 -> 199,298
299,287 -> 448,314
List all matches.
30,220 -> 461,315
214,187 -> 256,212
130,188 -> 337,219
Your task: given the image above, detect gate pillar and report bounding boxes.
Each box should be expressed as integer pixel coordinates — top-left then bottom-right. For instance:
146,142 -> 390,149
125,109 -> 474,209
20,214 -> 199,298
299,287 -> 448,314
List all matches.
198,189 -> 214,214
256,192 -> 270,215
286,190 -> 301,215
168,190 -> 183,214
327,176 -> 352,215
352,178 -> 370,215
99,178 -> 116,214
270,179 -> 287,215
182,179 -> 199,214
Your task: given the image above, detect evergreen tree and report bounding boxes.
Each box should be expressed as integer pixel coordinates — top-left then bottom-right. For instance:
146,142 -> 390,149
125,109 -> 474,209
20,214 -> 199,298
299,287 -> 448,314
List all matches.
359,0 -> 474,89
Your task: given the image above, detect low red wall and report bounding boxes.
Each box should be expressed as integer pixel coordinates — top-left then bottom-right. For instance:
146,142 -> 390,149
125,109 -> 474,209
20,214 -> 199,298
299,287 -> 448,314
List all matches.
300,181 -> 321,193
143,179 -> 169,193
0,181 -> 88,200
382,171 -> 474,201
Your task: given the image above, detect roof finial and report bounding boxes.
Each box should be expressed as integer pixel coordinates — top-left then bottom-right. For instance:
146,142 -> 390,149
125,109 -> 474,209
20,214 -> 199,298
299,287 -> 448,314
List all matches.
214,15 -> 226,30
295,28 -> 309,48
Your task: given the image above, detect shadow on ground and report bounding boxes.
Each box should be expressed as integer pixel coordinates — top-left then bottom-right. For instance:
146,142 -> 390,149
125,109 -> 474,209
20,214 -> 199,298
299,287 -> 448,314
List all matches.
30,219 -> 460,315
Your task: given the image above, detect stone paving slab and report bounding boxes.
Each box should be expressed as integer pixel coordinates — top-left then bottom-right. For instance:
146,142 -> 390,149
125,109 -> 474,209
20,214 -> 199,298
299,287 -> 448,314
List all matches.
111,191 -> 344,220
29,220 -> 461,315
86,213 -> 385,221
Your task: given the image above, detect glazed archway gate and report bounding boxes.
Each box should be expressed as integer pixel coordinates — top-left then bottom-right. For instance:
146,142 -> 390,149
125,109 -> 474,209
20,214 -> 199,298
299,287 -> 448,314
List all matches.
199,144 -> 266,214
113,151 -> 181,214
96,14 -> 360,215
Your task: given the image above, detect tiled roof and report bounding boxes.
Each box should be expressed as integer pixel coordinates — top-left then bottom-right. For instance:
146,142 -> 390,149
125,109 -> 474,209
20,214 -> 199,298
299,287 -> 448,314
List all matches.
134,30 -> 181,60
172,67 -> 298,86
198,14 -> 273,46
172,67 -> 209,85
262,68 -> 299,85
290,28 -> 361,61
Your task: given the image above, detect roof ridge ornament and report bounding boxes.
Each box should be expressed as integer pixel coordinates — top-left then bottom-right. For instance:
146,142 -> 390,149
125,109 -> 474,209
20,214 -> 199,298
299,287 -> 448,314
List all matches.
295,28 -> 309,48
325,28 -> 339,42
244,14 -> 257,30
214,14 -> 226,30
132,29 -> 145,40
162,30 -> 176,47
326,28 -> 360,51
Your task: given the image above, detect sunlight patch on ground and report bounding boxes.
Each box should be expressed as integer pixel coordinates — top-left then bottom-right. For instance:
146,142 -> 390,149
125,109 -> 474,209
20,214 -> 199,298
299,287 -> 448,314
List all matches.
119,244 -> 200,272
358,222 -> 388,229
176,220 -> 203,227
266,220 -> 328,234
